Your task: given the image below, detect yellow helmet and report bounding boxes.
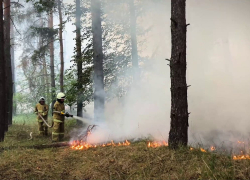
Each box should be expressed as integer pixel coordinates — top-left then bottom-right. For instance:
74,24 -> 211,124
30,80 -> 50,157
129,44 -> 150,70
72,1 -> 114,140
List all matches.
57,92 -> 65,99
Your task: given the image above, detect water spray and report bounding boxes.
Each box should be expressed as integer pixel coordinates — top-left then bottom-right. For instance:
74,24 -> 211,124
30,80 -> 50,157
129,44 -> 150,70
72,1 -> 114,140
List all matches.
71,116 -> 91,124
37,111 -> 92,128
53,111 -> 92,125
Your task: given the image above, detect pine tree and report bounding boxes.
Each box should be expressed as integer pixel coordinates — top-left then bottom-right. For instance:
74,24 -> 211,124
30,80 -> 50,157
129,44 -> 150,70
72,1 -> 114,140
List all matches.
0,0 -> 7,141
91,0 -> 105,122
168,0 -> 189,148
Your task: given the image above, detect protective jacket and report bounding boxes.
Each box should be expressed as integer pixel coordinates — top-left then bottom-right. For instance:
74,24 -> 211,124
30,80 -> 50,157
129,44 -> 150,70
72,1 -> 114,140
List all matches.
53,101 -> 65,122
35,103 -> 49,135
35,103 -> 49,122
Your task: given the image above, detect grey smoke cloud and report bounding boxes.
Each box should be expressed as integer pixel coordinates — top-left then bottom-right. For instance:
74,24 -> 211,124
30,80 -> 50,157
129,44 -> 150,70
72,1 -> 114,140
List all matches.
68,0 -> 250,148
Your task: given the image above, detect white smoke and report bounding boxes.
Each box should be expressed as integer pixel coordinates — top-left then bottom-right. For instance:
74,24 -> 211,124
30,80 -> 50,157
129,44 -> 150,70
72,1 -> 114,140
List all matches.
69,0 -> 250,150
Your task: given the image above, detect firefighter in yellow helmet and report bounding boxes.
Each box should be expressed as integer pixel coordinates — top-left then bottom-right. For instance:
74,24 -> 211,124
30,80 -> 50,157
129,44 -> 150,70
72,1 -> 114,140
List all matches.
34,97 -> 49,136
52,92 -> 72,142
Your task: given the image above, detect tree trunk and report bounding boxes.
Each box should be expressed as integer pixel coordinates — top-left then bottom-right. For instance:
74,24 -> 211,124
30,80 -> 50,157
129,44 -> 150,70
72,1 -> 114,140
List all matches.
10,21 -> 16,116
45,62 -> 50,102
168,0 -> 189,149
39,19 -> 49,103
91,0 -> 105,122
0,0 -> 7,141
48,11 -> 56,114
76,0 -> 83,118
58,0 -> 64,92
4,0 -> 12,128
43,58 -> 49,102
39,20 -> 46,97
129,0 -> 139,81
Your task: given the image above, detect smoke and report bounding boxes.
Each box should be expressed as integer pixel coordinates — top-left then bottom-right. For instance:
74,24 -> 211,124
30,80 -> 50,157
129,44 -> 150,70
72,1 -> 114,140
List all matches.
70,0 -> 250,149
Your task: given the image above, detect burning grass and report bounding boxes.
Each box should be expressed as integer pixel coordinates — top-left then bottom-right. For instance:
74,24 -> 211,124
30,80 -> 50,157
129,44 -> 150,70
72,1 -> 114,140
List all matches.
70,140 -> 131,150
1,141 -> 250,179
70,139 -> 250,162
1,114 -> 250,179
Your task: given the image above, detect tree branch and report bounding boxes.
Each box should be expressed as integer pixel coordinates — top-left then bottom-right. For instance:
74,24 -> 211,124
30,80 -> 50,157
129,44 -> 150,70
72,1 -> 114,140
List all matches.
3,5 -> 10,9
11,1 -> 24,8
10,17 -> 21,35
170,18 -> 177,27
4,0 -> 24,9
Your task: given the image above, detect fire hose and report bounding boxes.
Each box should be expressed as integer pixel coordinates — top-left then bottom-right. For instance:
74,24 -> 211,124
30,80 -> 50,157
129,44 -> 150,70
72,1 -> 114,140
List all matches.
37,111 -> 73,128
38,113 -> 53,128
53,111 -> 73,118
28,113 -> 56,140
29,112 -> 91,140
54,111 -> 91,124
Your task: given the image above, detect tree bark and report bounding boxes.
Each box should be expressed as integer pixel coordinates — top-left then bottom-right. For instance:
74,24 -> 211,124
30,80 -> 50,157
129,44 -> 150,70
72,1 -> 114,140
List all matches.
10,20 -> 16,116
39,19 -> 46,97
58,0 -> 64,92
76,0 -> 83,118
4,0 -> 12,128
168,0 -> 189,149
39,19 -> 50,103
48,11 -> 56,113
91,0 -> 105,122
129,0 -> 139,81
0,0 -> 7,141
43,59 -> 49,102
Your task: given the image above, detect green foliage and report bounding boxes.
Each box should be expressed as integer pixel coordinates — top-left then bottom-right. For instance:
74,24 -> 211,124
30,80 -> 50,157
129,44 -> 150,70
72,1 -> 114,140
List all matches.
14,92 -> 35,114
13,114 -> 37,125
0,114 -> 78,148
31,45 -> 48,63
30,27 -> 58,42
64,51 -> 94,108
16,1 -> 61,112
16,0 -> 153,115
65,0 -> 138,103
26,0 -> 55,13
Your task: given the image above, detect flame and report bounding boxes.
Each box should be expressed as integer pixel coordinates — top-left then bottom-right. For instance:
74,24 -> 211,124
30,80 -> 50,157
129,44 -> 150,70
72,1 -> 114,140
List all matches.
237,141 -> 245,144
124,140 -> 131,146
70,140 -> 131,150
147,142 -> 151,148
210,146 -> 216,151
200,148 -> 206,152
233,155 -> 250,160
71,139 -> 250,160
147,141 -> 168,148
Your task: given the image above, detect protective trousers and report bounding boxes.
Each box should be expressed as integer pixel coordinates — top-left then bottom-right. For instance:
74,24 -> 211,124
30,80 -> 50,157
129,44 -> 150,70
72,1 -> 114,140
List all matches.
38,121 -> 48,136
52,119 -> 64,142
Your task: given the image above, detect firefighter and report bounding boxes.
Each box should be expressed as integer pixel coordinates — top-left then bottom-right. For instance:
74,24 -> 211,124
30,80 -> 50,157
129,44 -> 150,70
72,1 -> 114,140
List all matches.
35,97 -> 49,136
52,92 -> 72,142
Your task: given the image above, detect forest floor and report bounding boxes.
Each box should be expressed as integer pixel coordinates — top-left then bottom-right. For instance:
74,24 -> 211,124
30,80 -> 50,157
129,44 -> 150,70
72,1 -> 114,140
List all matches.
0,114 -> 250,180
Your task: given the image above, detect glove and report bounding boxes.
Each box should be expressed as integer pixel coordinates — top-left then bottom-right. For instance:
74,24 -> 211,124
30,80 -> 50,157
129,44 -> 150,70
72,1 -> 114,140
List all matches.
65,112 -> 73,118
65,112 -> 70,117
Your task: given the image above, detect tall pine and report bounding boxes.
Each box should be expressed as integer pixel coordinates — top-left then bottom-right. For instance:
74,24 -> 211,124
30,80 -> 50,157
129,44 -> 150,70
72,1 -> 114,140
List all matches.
0,0 -> 7,141
168,0 -> 189,148
91,0 -> 105,122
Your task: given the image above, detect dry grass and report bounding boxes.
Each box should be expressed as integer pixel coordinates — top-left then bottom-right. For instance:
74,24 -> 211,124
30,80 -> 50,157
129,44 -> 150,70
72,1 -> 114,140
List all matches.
0,114 -> 250,180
